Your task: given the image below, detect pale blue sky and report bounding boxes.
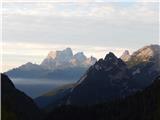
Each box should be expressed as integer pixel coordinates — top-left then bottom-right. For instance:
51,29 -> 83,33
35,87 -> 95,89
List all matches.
2,1 -> 159,71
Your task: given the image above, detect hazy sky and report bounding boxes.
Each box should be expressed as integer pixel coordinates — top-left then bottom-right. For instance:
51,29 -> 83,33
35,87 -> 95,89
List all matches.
1,0 -> 159,72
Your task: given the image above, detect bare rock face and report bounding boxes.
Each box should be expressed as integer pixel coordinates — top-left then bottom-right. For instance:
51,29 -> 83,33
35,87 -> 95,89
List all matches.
120,50 -> 131,62
127,44 -> 160,67
127,44 -> 160,89
41,48 -> 97,70
85,56 -> 97,66
41,48 -> 74,69
71,52 -> 87,66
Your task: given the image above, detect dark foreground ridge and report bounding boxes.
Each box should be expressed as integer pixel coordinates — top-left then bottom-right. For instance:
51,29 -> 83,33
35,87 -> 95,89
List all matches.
1,74 -> 44,120
45,76 -> 160,120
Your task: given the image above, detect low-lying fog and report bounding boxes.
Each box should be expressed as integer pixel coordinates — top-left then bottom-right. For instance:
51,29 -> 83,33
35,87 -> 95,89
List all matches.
11,78 -> 76,98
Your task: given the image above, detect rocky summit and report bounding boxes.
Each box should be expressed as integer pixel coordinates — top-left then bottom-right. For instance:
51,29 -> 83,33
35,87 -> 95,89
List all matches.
41,48 -> 97,70
66,52 -> 132,105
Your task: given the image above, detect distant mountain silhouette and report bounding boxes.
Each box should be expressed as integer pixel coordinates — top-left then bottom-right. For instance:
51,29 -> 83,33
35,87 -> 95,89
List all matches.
41,48 -> 96,70
5,48 -> 96,80
45,76 -> 160,120
1,74 -> 43,120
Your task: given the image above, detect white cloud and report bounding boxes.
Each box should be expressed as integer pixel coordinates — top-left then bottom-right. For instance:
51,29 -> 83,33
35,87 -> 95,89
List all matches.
2,0 -> 159,2
125,0 -> 159,1
2,2 -> 158,71
2,2 -> 158,25
2,42 -> 133,58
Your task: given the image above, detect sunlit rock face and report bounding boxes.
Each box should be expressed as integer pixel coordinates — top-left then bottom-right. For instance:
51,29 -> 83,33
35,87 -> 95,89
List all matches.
41,48 -> 97,70
120,50 -> 131,62
127,44 -> 160,89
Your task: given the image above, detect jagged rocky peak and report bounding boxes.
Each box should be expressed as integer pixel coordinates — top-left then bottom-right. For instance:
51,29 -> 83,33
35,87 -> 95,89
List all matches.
55,48 -> 73,63
60,47 -> 73,60
86,56 -> 97,64
104,52 -> 125,66
123,50 -> 130,55
73,52 -> 87,62
120,50 -> 131,62
66,52 -> 130,106
47,51 -> 57,59
92,52 -> 126,72
65,47 -> 73,55
132,44 -> 160,61
41,48 -> 73,68
90,56 -> 97,60
47,48 -> 73,60
125,44 -> 160,68
41,48 -> 97,70
105,52 -> 117,61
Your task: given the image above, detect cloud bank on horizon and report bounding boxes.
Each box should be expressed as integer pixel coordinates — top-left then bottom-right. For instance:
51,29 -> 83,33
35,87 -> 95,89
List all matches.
2,0 -> 159,2
2,1 -> 159,72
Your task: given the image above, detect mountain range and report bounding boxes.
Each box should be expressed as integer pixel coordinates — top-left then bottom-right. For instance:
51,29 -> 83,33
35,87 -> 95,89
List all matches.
35,44 -> 160,108
41,48 -> 96,69
5,48 -> 97,80
2,44 -> 160,120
